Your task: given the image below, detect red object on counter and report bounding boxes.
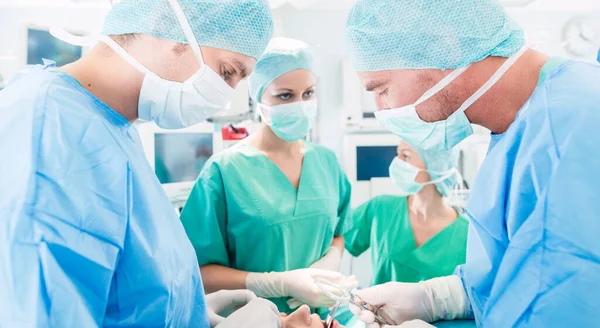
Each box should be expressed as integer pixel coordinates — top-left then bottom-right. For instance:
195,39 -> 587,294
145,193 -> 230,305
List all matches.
221,124 -> 249,140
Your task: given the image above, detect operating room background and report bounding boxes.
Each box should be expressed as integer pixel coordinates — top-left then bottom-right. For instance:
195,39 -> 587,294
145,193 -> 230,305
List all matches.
0,0 -> 598,287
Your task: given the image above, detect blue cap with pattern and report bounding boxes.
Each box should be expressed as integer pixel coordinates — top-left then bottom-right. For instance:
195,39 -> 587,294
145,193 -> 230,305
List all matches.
345,0 -> 525,71
249,37 -> 315,102
102,0 -> 273,60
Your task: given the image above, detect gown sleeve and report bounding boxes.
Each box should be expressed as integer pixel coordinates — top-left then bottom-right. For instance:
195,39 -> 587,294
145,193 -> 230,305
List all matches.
180,160 -> 231,267
483,122 -> 600,326
343,198 -> 376,257
461,63 -> 600,326
1,91 -> 130,326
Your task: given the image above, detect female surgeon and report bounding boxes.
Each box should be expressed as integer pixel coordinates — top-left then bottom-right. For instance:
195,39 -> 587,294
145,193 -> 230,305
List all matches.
344,142 -> 468,285
180,37 -> 357,315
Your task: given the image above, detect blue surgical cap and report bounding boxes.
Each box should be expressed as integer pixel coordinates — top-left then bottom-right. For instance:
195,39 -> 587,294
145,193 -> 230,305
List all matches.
249,37 -> 315,103
415,147 -> 459,198
345,0 -> 526,71
102,0 -> 273,60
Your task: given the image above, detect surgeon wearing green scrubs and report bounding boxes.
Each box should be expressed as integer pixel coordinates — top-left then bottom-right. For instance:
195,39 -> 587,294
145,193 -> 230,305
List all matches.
180,37 -> 356,315
344,142 -> 468,285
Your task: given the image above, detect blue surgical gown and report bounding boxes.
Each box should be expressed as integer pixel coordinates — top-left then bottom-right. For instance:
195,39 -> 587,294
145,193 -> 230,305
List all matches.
457,60 -> 600,326
0,64 -> 209,327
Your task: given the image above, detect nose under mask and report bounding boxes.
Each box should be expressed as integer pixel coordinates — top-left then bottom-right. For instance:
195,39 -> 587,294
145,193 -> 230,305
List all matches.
259,100 -> 318,142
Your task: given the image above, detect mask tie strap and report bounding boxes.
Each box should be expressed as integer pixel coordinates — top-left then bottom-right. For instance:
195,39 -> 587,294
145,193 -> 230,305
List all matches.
414,65 -> 471,106
167,0 -> 206,66
423,168 -> 458,186
101,36 -> 151,75
454,46 -> 528,115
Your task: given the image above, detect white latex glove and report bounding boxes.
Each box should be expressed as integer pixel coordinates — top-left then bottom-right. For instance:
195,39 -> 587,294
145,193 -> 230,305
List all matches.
350,276 -> 470,328
309,247 -> 343,272
205,290 -> 257,327
286,247 -> 346,309
247,268 -> 358,309
215,298 -> 281,328
286,274 -> 359,310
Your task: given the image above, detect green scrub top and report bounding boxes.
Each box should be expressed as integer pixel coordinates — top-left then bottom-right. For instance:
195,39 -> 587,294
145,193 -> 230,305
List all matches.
344,195 -> 468,285
180,141 -> 353,313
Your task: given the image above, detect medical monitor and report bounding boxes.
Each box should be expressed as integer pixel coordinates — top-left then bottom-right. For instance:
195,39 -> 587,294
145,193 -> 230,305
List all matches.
23,24 -> 84,67
136,122 -> 223,208
343,133 -> 403,207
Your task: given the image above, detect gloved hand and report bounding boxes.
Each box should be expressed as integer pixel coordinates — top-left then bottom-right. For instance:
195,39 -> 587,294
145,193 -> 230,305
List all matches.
286,248 -> 347,309
286,274 -> 359,310
350,276 -> 471,328
247,268 -> 358,309
309,247 -> 343,272
206,289 -> 257,327
215,297 -> 281,328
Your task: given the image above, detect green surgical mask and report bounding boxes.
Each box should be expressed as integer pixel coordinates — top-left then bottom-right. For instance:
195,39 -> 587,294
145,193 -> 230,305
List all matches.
389,157 -> 456,196
259,100 -> 318,142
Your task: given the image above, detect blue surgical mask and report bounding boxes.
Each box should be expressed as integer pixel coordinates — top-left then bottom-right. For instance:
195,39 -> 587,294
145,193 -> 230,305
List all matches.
389,157 -> 456,197
260,100 -> 318,142
375,46 -> 528,151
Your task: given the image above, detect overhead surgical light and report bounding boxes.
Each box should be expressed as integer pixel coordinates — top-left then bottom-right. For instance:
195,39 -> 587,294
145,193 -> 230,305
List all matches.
562,16 -> 600,58
49,28 -> 96,47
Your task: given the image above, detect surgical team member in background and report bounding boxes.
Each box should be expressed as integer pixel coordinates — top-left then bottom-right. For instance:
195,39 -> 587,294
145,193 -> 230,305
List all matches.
345,142 -> 467,285
0,0 -> 279,327
180,37 -> 357,315
345,0 -> 600,327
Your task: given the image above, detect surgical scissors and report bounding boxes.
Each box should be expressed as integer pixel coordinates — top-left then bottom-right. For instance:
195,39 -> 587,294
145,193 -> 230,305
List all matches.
325,302 -> 341,328
314,278 -> 394,325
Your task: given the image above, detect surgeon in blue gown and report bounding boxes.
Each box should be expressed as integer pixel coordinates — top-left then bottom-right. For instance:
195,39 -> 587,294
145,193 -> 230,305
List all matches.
0,0 -> 278,327
343,0 -> 600,327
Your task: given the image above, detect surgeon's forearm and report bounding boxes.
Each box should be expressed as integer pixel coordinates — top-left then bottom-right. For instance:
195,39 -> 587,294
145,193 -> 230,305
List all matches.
200,264 -> 249,294
331,235 -> 344,252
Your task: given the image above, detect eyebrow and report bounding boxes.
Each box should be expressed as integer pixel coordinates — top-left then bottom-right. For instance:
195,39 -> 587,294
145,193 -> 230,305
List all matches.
274,88 -> 294,93
365,79 -> 388,92
229,58 -> 248,78
273,85 -> 316,92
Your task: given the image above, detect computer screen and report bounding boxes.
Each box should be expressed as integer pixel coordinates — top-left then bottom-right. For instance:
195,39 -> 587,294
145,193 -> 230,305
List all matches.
154,133 -> 213,184
356,145 -> 397,181
27,27 -> 82,67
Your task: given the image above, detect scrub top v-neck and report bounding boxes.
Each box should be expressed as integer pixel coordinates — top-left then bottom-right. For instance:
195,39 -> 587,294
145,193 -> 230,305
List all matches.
345,195 -> 468,284
180,141 -> 353,313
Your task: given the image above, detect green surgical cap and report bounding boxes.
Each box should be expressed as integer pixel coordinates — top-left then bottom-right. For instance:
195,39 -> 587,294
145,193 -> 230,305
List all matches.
102,0 -> 273,60
416,147 -> 459,198
345,0 -> 526,71
249,37 -> 315,103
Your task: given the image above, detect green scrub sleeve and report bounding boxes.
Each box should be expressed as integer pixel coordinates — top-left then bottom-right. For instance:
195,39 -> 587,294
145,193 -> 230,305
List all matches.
180,161 -> 230,267
343,198 -> 376,257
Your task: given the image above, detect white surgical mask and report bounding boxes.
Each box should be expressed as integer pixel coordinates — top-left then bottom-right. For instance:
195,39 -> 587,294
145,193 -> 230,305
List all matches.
389,157 -> 456,197
376,46 -> 528,151
259,100 -> 318,142
102,0 -> 233,129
